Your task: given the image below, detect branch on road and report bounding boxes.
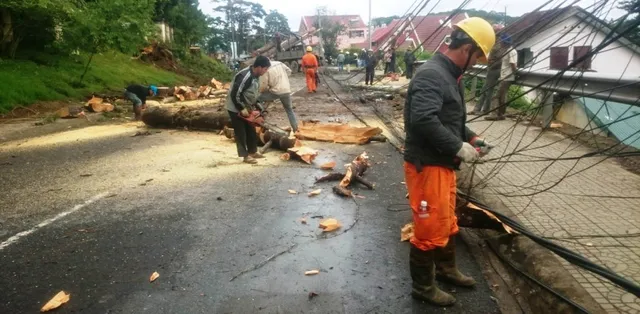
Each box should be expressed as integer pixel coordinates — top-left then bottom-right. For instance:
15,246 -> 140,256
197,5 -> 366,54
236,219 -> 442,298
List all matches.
229,243 -> 298,282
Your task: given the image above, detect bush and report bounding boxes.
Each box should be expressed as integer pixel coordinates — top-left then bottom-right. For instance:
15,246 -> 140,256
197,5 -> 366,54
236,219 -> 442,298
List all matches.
180,53 -> 233,84
464,77 -> 531,110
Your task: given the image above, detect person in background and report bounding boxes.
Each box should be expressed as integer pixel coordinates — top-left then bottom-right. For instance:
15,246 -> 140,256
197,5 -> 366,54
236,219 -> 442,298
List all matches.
403,17 -> 495,306
365,49 -> 377,85
226,55 -> 271,164
389,47 -> 397,73
258,61 -> 299,132
301,46 -> 318,93
313,52 -> 321,87
486,33 -> 517,121
359,48 -> 367,67
124,84 -> 157,121
337,50 -> 345,72
404,50 -> 417,79
469,24 -> 505,115
384,50 -> 392,74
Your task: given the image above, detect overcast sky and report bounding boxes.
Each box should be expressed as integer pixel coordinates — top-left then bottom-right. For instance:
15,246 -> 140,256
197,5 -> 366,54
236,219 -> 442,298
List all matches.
199,0 -> 626,31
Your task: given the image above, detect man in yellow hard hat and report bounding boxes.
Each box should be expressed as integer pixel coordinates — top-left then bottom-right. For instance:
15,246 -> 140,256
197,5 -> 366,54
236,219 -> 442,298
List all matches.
301,46 -> 318,93
403,17 -> 495,306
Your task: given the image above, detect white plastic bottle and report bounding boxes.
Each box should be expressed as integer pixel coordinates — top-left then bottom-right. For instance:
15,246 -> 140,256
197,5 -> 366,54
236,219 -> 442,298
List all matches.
418,200 -> 429,219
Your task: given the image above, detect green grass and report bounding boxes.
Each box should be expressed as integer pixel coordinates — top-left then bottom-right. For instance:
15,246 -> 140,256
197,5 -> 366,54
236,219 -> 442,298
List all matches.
180,53 -> 233,84
0,51 -> 192,113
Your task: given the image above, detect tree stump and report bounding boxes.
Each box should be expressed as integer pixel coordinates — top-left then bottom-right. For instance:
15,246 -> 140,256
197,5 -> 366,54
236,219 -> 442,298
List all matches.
316,152 -> 373,197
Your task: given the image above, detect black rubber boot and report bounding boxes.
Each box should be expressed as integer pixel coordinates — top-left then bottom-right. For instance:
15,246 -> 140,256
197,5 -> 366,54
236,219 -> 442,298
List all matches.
410,245 -> 456,306
434,237 -> 476,287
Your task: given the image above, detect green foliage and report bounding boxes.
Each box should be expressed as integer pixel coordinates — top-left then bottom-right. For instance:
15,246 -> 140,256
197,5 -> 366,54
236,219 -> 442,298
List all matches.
212,0 -> 267,54
166,0 -> 209,49
264,10 -> 290,36
314,11 -> 346,60
204,16 -> 229,53
372,16 -> 399,27
464,77 -> 531,110
0,51 -> 189,113
61,0 -> 155,55
180,53 -> 233,84
617,0 -> 640,45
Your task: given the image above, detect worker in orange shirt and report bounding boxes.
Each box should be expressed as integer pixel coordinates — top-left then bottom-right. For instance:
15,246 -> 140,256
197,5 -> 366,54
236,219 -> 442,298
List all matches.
301,46 -> 318,93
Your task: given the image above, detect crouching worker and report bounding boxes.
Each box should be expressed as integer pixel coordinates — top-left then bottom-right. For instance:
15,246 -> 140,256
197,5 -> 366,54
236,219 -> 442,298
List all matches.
124,84 -> 157,120
403,17 -> 495,306
226,55 -> 271,164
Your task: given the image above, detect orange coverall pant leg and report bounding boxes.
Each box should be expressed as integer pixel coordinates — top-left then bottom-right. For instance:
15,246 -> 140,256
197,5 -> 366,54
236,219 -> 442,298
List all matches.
305,68 -> 316,92
404,162 -> 458,251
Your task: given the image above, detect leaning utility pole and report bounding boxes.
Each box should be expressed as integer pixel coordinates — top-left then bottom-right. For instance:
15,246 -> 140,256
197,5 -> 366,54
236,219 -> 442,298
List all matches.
317,7 -> 324,56
368,0 -> 372,49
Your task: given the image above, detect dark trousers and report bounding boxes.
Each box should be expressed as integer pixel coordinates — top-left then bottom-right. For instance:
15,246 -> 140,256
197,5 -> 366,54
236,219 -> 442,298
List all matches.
365,67 -> 375,85
384,62 -> 390,74
405,65 -> 414,79
228,110 -> 258,158
496,81 -> 513,117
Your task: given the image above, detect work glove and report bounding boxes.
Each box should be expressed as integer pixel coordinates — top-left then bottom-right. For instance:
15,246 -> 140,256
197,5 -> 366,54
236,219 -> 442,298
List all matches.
456,142 -> 480,163
472,138 -> 494,157
240,108 -> 250,117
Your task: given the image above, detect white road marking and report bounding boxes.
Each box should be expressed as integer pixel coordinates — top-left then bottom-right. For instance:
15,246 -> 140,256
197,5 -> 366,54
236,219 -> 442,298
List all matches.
0,192 -> 109,250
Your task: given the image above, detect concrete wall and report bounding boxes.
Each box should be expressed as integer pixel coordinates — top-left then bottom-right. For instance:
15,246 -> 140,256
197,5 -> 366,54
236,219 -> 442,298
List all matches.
555,98 -> 605,136
516,15 -> 640,76
156,22 -> 174,43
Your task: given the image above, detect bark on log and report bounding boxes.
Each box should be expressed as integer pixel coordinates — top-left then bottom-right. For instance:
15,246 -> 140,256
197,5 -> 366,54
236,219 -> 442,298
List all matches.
142,106 -> 230,130
315,152 -> 372,197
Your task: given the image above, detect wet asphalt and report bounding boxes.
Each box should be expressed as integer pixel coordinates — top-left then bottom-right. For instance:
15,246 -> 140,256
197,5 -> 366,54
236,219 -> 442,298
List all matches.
0,74 -> 500,313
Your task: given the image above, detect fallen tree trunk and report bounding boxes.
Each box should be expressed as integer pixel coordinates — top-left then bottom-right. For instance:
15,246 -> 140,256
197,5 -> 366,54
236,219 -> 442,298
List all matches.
316,152 -> 373,197
142,106 -> 230,130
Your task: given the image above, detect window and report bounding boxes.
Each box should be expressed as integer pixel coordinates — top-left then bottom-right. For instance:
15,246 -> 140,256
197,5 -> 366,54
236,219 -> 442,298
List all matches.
517,48 -> 533,68
349,30 -> 365,38
573,46 -> 592,70
549,47 -> 569,70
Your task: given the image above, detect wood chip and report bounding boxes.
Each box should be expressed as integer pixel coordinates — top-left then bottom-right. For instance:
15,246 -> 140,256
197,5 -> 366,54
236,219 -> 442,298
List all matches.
308,189 -> 322,196
320,161 -> 336,170
300,218 -> 307,224
304,270 -> 320,276
150,271 -> 160,282
288,190 -> 298,194
40,291 -> 70,312
319,218 -> 341,232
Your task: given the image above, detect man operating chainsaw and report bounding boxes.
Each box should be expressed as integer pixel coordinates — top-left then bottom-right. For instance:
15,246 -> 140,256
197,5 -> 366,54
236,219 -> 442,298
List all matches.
226,55 -> 271,164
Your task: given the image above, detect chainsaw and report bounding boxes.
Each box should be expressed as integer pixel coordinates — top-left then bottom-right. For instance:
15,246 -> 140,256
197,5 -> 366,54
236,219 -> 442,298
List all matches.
237,102 -> 290,135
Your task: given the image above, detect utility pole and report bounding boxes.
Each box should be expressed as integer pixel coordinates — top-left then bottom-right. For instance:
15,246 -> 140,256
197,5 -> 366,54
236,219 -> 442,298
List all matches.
368,0 -> 372,50
317,7 -> 324,56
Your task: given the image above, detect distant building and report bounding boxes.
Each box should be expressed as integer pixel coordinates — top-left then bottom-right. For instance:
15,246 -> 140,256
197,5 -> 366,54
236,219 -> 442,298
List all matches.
504,6 -> 640,145
503,6 -> 640,76
356,13 -> 469,52
298,15 -> 368,50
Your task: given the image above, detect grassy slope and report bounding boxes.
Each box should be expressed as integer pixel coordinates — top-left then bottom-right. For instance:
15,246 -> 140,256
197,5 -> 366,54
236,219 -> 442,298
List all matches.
0,51 -> 191,113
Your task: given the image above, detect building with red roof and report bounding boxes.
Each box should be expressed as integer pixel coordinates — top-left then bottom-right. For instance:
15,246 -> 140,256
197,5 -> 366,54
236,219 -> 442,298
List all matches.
298,15 -> 369,50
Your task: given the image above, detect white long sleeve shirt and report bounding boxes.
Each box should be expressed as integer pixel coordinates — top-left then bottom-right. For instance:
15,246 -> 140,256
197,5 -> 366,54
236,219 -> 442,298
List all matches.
259,61 -> 292,95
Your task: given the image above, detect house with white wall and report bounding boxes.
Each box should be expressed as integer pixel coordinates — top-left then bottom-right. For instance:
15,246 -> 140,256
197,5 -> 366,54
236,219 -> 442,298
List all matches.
502,6 -> 640,148
504,6 -> 640,77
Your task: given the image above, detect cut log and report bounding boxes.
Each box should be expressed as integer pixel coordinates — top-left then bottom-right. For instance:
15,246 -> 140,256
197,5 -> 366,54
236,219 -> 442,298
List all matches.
315,152 -> 372,197
211,78 -> 224,90
88,102 -> 114,113
287,146 -> 318,164
142,106 -> 230,130
296,122 -> 383,145
211,89 -> 228,97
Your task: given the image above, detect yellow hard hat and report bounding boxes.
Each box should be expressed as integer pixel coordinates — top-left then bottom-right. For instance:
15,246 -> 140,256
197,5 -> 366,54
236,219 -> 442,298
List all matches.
454,17 -> 495,61
306,46 -> 313,52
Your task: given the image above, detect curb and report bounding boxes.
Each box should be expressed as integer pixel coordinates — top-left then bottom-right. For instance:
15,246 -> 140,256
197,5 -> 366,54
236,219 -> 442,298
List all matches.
457,178 -> 605,314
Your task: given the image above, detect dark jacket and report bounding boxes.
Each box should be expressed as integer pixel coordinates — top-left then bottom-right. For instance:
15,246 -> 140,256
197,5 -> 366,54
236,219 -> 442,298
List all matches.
126,85 -> 149,104
404,52 -> 416,68
403,52 -> 477,170
365,54 -> 377,68
226,66 -> 258,113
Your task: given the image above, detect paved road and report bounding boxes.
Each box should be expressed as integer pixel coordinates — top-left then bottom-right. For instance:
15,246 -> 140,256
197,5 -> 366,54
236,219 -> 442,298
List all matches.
0,75 -> 500,313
